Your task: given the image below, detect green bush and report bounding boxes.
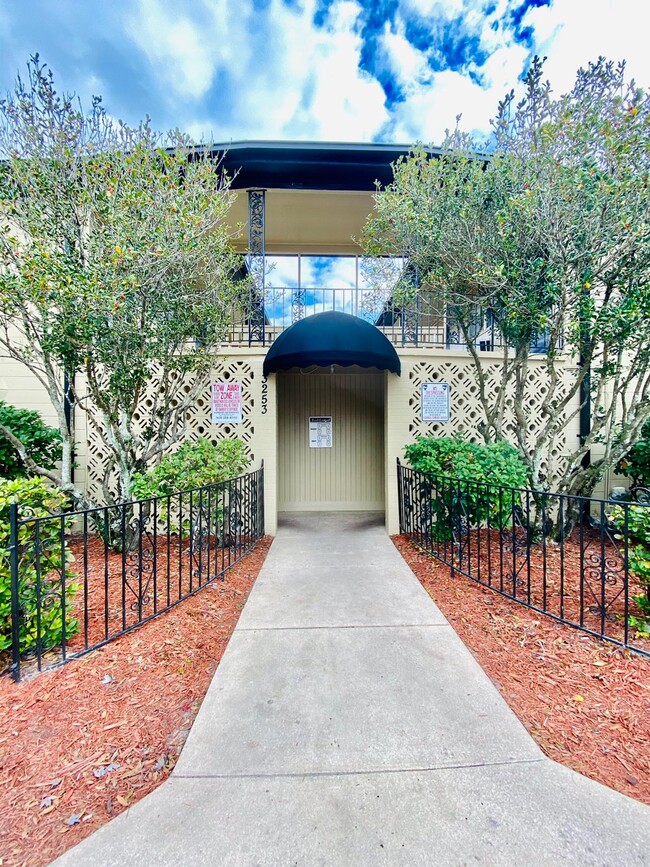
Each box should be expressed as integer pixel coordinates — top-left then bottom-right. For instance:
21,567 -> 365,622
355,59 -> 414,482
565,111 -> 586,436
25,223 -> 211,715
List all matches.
0,477 -> 78,655
130,438 -> 249,500
610,502 -> 650,635
404,437 -> 529,536
616,419 -> 650,487
130,439 -> 250,543
0,400 -> 62,480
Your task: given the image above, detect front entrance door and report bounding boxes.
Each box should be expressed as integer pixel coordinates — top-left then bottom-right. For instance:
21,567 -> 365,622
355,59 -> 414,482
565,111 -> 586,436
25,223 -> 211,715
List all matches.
277,366 -> 385,511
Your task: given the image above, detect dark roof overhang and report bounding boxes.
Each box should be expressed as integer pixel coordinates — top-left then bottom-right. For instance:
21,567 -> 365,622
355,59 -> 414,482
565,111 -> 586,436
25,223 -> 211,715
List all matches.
198,140 -> 444,191
263,311 -> 401,375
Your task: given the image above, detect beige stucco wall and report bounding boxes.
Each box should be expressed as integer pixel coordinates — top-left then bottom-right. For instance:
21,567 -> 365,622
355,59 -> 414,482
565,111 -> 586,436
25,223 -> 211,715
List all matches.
0,355 -> 58,426
383,349 -> 582,534
78,346 -> 279,534
230,189 -> 375,254
1,344 -> 584,538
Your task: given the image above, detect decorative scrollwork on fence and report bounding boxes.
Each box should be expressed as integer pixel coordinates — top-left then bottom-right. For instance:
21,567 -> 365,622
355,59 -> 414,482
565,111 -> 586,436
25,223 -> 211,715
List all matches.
189,492 -> 214,582
581,520 -> 626,622
123,506 -> 156,613
502,505 -> 532,591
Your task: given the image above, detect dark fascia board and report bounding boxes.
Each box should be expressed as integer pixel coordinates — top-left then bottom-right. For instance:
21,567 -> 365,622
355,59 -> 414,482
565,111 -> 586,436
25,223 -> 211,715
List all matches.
193,140 -> 445,192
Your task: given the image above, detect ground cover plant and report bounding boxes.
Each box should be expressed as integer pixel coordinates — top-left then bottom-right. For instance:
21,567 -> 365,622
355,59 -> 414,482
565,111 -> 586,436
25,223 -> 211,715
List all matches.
610,503 -> 650,636
404,436 -> 528,534
617,418 -> 650,491
394,535 -> 650,806
0,534 -> 272,867
130,438 -> 249,500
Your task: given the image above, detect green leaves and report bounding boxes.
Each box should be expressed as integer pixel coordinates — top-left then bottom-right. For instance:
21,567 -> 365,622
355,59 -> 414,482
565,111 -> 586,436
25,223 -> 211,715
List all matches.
0,401 -> 62,479
0,476 -> 78,654
363,55 -> 650,501
0,57 -> 247,504
404,437 -> 529,533
130,439 -> 249,500
616,419 -> 650,487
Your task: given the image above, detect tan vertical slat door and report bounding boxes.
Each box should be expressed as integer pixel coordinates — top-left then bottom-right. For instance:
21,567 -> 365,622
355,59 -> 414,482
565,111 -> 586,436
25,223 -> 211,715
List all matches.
277,366 -> 385,511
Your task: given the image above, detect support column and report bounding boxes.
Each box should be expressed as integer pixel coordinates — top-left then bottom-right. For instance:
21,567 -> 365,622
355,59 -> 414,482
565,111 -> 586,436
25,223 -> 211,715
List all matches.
247,189 -> 266,346
401,261 -> 419,347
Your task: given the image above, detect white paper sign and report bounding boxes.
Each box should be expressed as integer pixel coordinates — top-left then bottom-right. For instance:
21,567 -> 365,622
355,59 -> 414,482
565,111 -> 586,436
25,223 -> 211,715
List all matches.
421,382 -> 450,423
309,416 -> 332,448
211,382 -> 242,424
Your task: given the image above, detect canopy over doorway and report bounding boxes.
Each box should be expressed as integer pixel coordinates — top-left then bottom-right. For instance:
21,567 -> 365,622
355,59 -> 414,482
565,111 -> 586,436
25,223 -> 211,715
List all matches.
263,311 -> 401,376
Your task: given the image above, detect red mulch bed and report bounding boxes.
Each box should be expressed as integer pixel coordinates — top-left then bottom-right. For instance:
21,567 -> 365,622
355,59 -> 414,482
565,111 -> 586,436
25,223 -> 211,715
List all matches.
393,534 -> 650,805
406,526 -> 650,652
0,536 -> 272,867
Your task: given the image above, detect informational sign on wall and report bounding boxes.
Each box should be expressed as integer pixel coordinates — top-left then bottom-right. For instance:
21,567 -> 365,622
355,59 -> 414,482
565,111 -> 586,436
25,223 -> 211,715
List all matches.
309,416 -> 333,448
421,382 -> 450,423
211,382 -> 242,424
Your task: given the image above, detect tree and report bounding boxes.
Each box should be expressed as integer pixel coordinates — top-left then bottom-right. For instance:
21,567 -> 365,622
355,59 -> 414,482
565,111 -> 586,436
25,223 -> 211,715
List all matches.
0,56 -> 245,506
362,57 -> 650,507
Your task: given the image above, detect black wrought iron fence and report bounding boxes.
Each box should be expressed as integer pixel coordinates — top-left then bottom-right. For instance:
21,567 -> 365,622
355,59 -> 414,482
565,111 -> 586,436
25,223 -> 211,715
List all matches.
5,465 -> 264,681
397,459 -> 650,657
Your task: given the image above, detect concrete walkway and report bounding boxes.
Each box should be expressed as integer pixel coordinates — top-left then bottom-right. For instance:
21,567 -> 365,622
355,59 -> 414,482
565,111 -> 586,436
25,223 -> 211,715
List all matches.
54,513 -> 650,866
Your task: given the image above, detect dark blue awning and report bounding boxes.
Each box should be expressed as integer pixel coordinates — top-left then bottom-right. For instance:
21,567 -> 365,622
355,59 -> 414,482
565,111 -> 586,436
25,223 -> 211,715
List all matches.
263,311 -> 401,375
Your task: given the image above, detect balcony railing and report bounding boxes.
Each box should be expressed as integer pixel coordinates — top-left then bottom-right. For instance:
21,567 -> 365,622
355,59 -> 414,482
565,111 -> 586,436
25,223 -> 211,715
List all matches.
228,286 -> 512,350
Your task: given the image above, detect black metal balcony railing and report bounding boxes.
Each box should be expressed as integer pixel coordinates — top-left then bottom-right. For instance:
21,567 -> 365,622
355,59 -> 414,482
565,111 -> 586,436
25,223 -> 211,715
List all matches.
229,286 -> 511,350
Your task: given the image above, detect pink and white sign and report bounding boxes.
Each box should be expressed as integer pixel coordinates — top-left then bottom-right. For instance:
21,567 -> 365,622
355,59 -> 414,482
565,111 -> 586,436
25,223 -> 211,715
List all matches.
421,382 -> 450,423
211,382 -> 242,424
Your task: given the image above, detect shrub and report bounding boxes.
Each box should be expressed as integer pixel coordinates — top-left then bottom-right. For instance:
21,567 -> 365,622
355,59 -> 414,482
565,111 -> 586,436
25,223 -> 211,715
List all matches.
130,438 -> 249,500
404,437 -> 529,536
616,419 -> 650,488
0,477 -> 78,655
0,400 -> 62,479
610,503 -> 650,635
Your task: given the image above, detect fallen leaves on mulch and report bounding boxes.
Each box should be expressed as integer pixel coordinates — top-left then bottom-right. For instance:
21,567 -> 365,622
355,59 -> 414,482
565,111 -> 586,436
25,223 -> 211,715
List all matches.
393,534 -> 650,806
0,536 -> 273,867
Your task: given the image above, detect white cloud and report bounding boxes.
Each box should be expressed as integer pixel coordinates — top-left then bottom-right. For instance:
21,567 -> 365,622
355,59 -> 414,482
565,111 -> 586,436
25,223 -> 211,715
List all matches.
387,68 -> 493,142
382,23 -> 432,93
378,2 -> 529,144
524,0 -> 650,94
125,0 -> 218,101
178,0 -> 389,142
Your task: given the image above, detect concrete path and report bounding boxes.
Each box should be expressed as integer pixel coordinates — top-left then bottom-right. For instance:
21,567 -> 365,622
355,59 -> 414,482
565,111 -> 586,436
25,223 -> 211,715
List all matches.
54,513 -> 650,866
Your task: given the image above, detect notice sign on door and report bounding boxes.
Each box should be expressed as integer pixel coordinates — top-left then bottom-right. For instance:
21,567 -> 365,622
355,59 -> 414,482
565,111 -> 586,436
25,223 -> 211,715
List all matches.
309,416 -> 333,448
421,382 -> 450,423
211,382 -> 242,424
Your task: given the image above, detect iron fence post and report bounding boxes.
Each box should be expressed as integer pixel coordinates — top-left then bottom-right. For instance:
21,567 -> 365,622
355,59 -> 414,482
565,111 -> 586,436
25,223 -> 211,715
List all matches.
260,460 -> 265,537
397,459 -> 403,534
9,502 -> 21,682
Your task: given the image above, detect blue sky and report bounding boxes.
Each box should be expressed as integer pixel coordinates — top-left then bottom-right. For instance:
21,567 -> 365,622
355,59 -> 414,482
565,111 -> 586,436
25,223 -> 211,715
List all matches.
0,0 -> 646,145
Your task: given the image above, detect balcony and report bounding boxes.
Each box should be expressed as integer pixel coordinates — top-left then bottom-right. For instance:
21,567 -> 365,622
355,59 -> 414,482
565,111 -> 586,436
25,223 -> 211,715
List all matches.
226,253 -> 552,353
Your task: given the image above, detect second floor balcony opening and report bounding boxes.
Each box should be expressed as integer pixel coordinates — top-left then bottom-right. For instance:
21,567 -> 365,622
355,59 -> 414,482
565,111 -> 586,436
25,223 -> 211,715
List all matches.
232,253 -> 555,353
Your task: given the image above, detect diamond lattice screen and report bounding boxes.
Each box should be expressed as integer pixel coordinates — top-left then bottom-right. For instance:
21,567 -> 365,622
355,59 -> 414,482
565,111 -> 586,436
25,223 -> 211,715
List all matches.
407,358 -> 580,484
85,359 -> 257,503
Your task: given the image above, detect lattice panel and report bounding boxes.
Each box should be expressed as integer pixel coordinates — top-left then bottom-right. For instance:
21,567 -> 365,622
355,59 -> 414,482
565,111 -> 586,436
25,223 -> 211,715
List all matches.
85,359 -> 257,504
406,358 -> 580,485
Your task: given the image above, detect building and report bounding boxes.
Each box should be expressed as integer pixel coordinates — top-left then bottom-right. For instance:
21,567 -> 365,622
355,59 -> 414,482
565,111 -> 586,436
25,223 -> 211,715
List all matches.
0,141 -> 583,534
